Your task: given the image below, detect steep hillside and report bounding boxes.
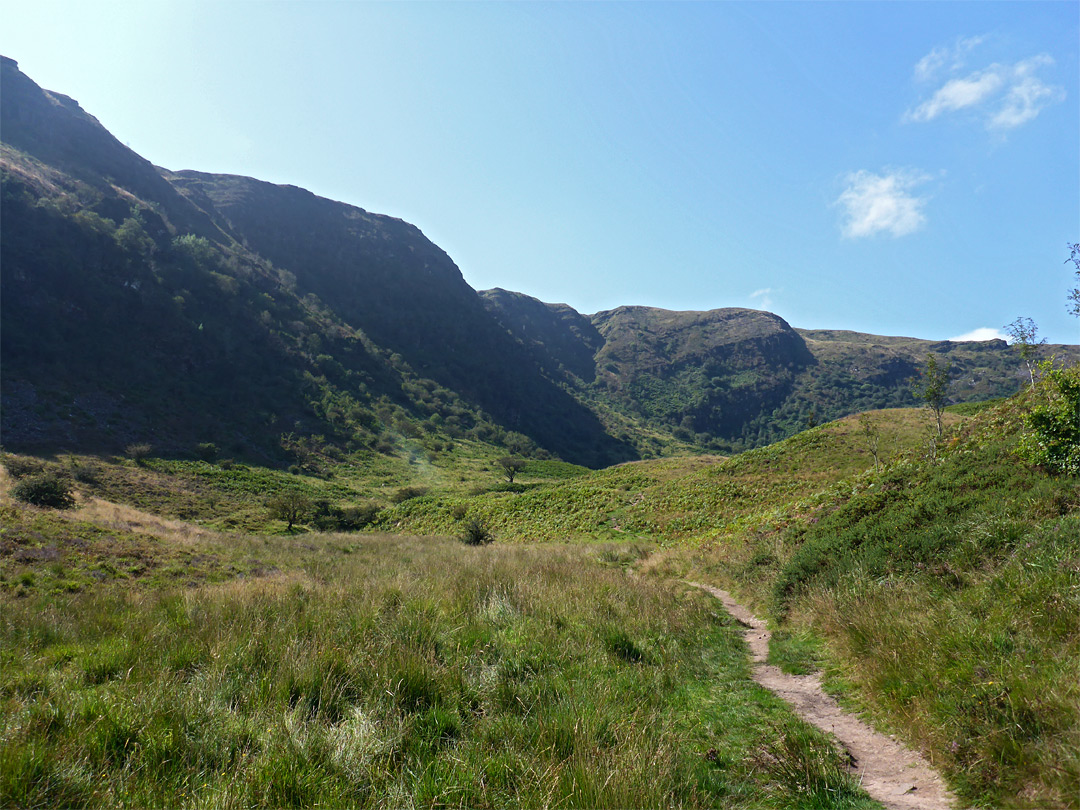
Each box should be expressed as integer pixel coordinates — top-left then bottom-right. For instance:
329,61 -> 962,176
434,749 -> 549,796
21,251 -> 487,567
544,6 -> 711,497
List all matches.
165,171 -> 633,467
1,57 -> 1071,468
0,57 -> 633,468
480,288 -> 603,383
591,306 -> 814,445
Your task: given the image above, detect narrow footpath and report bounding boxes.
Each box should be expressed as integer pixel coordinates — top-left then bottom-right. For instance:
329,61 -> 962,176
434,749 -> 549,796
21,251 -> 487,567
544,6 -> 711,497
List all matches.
691,583 -> 958,810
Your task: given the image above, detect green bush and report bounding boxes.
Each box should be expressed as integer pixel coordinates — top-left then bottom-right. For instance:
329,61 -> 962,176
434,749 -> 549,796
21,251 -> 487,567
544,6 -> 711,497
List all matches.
391,486 -> 430,504
1019,362 -> 1080,476
311,501 -> 380,532
12,473 -> 75,509
458,517 -> 493,546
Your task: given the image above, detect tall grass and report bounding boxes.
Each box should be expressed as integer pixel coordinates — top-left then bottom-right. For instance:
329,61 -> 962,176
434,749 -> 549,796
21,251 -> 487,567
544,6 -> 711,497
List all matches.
1,535 -> 876,809
673,391 -> 1080,809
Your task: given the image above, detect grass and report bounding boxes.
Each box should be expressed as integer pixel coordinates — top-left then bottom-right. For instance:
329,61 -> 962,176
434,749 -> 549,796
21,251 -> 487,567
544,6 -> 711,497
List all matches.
0,446 -> 591,537
3,392 -> 1077,808
661,391 -> 1080,809
374,408 -> 944,542
0,533 -> 878,809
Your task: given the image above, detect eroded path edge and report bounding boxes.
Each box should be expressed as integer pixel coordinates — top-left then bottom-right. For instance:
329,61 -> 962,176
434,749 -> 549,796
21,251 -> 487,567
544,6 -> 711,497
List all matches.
689,582 -> 958,810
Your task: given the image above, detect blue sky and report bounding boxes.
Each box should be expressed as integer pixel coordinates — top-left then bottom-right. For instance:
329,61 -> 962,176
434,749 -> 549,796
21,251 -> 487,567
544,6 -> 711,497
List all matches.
3,1 -> 1078,344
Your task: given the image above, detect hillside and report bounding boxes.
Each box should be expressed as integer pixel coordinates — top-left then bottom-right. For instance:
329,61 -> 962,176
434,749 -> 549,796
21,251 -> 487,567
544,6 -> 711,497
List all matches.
0,57 -> 633,468
3,373 -> 1075,807
482,289 -> 1065,453
371,382 -> 1080,808
2,56 -> 1072,469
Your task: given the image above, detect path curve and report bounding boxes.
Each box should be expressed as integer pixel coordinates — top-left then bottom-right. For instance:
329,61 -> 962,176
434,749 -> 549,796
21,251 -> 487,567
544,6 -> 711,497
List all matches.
690,582 -> 957,810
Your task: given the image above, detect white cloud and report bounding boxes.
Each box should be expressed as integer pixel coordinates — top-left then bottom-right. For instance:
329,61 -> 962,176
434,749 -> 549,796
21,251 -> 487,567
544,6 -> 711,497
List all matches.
905,49 -> 1064,131
989,56 -> 1066,130
906,69 -> 1005,122
948,327 -> 1009,342
914,35 -> 986,82
836,169 -> 932,239
749,288 -> 774,309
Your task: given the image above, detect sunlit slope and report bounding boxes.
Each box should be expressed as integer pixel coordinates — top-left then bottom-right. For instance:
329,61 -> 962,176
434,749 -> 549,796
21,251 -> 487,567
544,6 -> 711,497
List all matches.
377,407 -> 951,541
678,380 -> 1080,809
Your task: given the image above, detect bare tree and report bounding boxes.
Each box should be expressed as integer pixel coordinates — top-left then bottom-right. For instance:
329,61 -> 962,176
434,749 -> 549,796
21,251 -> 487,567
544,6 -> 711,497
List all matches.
1067,242 -> 1080,317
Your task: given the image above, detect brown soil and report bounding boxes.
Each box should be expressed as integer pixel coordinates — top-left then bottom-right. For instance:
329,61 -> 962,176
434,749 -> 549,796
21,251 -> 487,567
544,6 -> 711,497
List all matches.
691,582 -> 959,810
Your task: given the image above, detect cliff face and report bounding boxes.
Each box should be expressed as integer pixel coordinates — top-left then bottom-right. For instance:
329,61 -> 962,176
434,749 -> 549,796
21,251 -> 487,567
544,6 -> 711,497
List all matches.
590,307 -> 815,439
0,57 -> 223,241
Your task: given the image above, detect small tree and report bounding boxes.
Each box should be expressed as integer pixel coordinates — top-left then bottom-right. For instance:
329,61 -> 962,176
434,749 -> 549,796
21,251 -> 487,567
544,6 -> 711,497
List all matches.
195,442 -> 219,462
857,412 -> 883,468
497,456 -> 527,484
913,354 -> 951,437
267,491 -> 312,532
1004,317 -> 1047,389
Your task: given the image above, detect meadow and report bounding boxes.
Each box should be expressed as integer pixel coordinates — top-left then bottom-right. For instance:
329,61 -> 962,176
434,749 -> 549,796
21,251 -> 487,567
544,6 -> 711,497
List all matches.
2,390 -> 1078,808
1,533 -> 876,809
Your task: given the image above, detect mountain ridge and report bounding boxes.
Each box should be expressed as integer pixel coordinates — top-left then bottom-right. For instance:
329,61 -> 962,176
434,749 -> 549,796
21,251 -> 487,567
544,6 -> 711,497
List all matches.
1,57 -> 1070,464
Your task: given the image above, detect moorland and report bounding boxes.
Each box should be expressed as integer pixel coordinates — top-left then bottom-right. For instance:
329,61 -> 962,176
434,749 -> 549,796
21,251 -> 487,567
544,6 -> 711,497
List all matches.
2,55 -> 1078,809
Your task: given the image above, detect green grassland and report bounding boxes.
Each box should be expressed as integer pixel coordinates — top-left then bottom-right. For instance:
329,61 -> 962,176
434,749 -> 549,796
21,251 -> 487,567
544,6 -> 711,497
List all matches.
1,533 -> 878,809
2,386 -> 1077,808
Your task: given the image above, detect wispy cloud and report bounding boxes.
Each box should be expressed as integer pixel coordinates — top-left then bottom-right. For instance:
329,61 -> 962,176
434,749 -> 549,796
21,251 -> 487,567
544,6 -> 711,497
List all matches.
836,169 -> 932,239
749,288 -> 775,309
907,70 -> 1005,122
948,327 -> 1009,342
989,56 -> 1066,129
906,44 -> 1064,131
914,34 -> 986,82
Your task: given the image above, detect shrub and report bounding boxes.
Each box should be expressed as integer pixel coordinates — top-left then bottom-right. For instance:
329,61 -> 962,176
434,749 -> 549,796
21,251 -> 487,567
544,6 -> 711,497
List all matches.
68,458 -> 101,485
391,486 -> 430,504
1019,362 -> 1080,476
195,442 -> 219,462
12,473 -> 75,509
459,517 -> 493,546
125,443 -> 153,465
340,503 -> 381,529
311,501 -> 381,532
3,456 -> 45,479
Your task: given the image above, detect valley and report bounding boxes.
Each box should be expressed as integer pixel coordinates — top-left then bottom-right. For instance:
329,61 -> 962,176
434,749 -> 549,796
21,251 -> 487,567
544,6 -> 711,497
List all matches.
2,56 -> 1078,809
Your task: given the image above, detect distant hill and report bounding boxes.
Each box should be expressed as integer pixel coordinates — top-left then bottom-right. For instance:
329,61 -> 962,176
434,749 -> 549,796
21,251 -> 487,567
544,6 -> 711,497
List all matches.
1,57 -> 1070,464
481,290 -> 1062,453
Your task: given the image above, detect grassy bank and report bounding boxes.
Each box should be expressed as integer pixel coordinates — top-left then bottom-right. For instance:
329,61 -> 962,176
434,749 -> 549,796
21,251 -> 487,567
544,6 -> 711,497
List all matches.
657,392 -> 1080,808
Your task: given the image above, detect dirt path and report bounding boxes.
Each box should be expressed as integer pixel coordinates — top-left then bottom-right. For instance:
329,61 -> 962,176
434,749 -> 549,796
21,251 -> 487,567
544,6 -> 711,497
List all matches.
690,582 -> 958,810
